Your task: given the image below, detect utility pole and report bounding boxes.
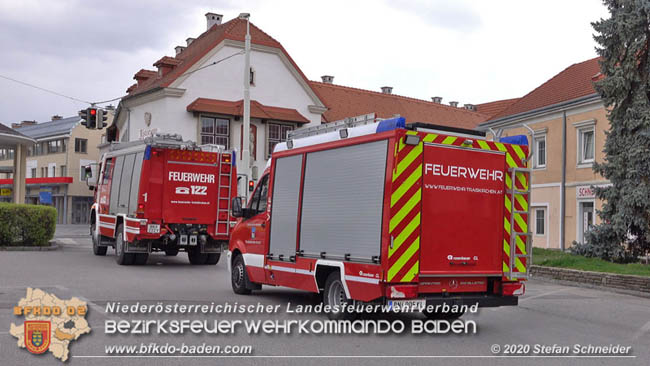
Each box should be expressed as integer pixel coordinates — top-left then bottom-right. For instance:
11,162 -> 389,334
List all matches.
240,13 -> 251,194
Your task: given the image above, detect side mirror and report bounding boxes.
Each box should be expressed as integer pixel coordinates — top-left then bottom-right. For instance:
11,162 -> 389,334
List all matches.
84,164 -> 99,187
231,197 -> 243,218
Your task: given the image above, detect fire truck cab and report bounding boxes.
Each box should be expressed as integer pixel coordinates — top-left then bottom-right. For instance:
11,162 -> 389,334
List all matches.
228,117 -> 531,319
88,134 -> 237,266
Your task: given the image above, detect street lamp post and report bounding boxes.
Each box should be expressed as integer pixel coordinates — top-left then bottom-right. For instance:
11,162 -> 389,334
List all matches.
240,13 -> 251,194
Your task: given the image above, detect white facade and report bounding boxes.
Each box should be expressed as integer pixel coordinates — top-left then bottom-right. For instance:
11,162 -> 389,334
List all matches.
116,40 -> 326,184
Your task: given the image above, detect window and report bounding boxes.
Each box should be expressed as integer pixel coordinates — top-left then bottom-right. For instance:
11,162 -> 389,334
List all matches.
50,165 -> 56,177
102,158 -> 113,185
200,117 -> 229,147
248,175 -> 269,214
579,128 -> 595,164
534,135 -> 546,168
75,138 -> 88,153
60,165 -> 66,177
535,208 -> 546,235
41,167 -> 47,178
267,123 -> 294,157
47,139 -> 65,154
31,168 -> 36,178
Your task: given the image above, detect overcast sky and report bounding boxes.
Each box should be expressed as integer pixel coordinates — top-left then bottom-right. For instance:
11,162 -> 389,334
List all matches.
0,0 -> 608,124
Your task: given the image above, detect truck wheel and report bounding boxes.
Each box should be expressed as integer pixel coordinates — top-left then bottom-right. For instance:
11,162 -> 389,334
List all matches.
91,222 -> 107,256
323,272 -> 354,320
422,309 -> 465,320
205,253 -> 221,265
187,247 -> 207,265
115,224 -> 135,265
165,248 -> 179,256
231,255 -> 252,295
134,253 -> 149,265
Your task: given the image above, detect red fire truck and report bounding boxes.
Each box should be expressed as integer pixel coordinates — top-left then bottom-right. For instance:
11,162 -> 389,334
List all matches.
228,117 -> 531,318
87,134 -> 237,266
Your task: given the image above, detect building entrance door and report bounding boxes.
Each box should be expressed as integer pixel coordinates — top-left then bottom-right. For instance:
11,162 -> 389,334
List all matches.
71,197 -> 92,224
578,201 -> 594,244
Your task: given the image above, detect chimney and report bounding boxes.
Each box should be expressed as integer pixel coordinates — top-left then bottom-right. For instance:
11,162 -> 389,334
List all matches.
13,120 -> 36,129
321,75 -> 334,84
51,115 -> 62,120
205,12 -> 223,30
449,101 -> 459,108
381,86 -> 393,94
431,96 -> 442,104
463,103 -> 476,111
175,45 -> 186,56
186,37 -> 196,46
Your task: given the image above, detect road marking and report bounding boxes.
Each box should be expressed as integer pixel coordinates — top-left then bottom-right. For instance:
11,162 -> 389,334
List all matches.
632,319 -> 650,341
519,287 -> 569,302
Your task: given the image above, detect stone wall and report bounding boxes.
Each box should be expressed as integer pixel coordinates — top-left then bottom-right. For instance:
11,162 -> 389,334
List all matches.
530,265 -> 650,294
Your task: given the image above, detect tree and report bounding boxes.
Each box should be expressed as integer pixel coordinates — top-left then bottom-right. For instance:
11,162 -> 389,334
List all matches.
573,0 -> 650,262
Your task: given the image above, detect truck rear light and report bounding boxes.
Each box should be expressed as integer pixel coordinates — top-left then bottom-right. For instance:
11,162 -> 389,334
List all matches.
502,282 -> 525,296
387,284 -> 418,299
136,203 -> 145,218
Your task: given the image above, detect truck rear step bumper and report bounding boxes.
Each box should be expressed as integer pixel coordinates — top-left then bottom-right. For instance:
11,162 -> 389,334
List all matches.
424,294 -> 518,308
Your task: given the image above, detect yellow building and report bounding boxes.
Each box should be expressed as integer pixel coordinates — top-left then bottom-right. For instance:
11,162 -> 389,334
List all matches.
0,113 -> 108,224
479,57 -> 608,250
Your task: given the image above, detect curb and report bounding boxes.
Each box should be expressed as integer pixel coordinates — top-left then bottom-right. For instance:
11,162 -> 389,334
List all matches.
0,240 -> 59,252
530,265 -> 650,299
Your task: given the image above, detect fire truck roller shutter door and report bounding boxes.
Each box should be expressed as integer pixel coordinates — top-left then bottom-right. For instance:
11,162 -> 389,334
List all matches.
117,154 -> 136,214
269,154 -> 303,259
299,140 -> 388,260
109,156 -> 125,214
128,152 -> 145,214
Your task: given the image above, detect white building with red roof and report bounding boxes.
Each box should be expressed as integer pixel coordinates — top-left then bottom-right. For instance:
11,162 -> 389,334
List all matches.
110,13 -> 328,180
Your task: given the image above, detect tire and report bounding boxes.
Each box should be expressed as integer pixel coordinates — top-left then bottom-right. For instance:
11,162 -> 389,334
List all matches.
165,248 -> 179,256
422,309 -> 465,320
134,253 -> 149,265
323,272 -> 354,320
205,253 -> 221,265
187,247 -> 207,265
91,222 -> 107,256
231,255 -> 252,295
114,224 -> 135,265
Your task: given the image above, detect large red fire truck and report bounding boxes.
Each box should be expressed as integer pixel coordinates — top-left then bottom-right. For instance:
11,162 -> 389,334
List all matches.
87,134 -> 237,266
228,117 -> 532,318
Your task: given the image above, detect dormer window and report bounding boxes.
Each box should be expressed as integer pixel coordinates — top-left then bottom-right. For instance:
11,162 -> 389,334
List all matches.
249,67 -> 255,86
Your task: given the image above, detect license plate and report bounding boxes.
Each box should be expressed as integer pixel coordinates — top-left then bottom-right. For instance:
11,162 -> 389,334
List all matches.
147,224 -> 160,234
387,299 -> 426,311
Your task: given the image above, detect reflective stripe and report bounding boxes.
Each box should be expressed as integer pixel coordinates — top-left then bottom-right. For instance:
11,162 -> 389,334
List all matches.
390,164 -> 422,207
389,212 -> 420,258
387,237 -> 419,281
389,188 -> 421,232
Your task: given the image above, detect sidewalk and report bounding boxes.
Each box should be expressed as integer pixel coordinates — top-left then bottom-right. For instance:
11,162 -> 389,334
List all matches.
54,224 -> 89,238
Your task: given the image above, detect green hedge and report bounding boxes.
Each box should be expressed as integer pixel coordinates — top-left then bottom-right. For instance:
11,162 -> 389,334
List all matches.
0,203 -> 57,246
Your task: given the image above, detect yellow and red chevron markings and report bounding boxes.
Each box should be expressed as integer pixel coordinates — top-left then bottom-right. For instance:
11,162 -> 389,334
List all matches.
387,131 -> 530,282
387,131 -> 423,282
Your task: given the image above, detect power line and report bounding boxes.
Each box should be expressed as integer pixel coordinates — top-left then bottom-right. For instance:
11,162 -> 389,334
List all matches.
178,51 -> 244,78
0,51 -> 245,108
0,74 -> 93,105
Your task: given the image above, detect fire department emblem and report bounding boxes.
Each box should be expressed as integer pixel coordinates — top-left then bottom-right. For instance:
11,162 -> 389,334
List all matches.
449,279 -> 459,289
24,321 -> 51,354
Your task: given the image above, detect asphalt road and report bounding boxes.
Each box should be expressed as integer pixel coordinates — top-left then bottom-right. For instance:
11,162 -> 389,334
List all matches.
0,225 -> 648,366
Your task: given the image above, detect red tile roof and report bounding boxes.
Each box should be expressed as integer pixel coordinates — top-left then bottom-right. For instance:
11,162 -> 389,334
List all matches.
476,98 -> 520,118
153,56 -> 181,67
491,57 -> 601,120
186,98 -> 310,124
127,17 -> 323,105
309,82 -> 489,129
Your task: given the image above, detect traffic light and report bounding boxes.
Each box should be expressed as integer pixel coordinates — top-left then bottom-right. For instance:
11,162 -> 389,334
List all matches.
248,180 -> 255,192
96,109 -> 108,130
79,109 -> 88,127
88,108 -> 97,129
